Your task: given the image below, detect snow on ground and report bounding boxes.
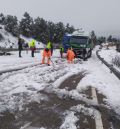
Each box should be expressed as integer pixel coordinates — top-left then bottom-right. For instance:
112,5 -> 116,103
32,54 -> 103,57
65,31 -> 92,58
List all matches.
99,46 -> 120,63
99,46 -> 120,70
0,51 -> 42,71
0,25 -> 45,48
60,111 -> 78,129
0,25 -> 18,48
0,48 -> 120,128
77,49 -> 120,115
20,35 -> 45,48
0,49 -> 83,112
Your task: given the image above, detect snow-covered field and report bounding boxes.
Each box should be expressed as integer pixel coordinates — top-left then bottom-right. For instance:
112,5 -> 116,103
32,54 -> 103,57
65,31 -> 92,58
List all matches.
99,46 -> 120,72
0,47 -> 120,128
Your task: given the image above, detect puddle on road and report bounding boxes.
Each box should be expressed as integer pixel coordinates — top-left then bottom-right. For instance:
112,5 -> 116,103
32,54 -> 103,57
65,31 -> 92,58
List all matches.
76,112 -> 95,129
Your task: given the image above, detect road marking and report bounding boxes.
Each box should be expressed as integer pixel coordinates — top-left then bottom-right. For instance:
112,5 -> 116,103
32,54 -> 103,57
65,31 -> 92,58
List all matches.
20,122 -> 32,129
92,87 -> 104,129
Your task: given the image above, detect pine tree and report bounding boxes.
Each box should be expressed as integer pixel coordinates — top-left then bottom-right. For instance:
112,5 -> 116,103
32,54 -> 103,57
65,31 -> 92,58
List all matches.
65,23 -> 75,34
91,30 -> 97,47
107,35 -> 112,42
33,17 -> 49,43
47,21 -> 56,42
19,12 -> 33,37
4,15 -> 19,37
54,22 -> 65,43
0,13 -> 5,24
98,36 -> 106,44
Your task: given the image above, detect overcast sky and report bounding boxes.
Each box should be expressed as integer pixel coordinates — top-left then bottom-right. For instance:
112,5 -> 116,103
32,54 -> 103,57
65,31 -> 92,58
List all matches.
0,0 -> 120,37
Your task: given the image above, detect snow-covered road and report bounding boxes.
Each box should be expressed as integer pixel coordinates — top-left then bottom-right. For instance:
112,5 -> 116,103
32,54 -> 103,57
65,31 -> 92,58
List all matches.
0,48 -> 120,129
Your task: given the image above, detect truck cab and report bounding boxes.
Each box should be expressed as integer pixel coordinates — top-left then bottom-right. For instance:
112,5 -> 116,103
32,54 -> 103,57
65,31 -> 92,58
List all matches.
62,30 -> 93,60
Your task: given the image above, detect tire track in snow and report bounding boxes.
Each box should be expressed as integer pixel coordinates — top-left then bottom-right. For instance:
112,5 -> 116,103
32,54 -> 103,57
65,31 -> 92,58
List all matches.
0,61 -> 69,113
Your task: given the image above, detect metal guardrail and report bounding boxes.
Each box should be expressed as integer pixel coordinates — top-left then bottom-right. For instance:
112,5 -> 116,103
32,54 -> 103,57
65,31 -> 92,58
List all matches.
0,48 -> 44,52
0,48 -> 45,55
96,50 -> 120,80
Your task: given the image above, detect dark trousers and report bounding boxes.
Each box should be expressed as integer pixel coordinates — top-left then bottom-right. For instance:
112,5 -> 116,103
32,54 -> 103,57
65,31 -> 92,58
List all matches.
31,50 -> 34,57
60,51 -> 63,58
19,49 -> 22,57
51,49 -> 53,56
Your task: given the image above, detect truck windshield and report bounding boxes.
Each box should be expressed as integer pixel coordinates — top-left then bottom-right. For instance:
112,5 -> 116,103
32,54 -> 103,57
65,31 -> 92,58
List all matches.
70,36 -> 88,44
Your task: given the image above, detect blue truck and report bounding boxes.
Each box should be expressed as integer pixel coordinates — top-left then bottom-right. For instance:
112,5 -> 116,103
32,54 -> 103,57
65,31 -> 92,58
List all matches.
62,30 -> 93,60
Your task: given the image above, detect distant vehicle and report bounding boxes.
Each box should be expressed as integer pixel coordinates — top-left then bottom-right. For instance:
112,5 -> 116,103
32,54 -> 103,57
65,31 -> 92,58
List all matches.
62,29 -> 93,60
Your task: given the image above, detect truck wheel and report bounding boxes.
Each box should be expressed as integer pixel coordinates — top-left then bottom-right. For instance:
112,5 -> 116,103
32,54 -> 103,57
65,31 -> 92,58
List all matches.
83,49 -> 87,61
82,52 -> 87,61
87,49 -> 92,58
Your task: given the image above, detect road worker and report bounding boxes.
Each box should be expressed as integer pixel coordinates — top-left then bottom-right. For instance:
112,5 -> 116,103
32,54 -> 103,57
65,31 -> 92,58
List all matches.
29,39 -> 36,57
42,48 -> 51,66
47,41 -> 53,56
60,46 -> 64,58
66,48 -> 75,63
18,37 -> 23,57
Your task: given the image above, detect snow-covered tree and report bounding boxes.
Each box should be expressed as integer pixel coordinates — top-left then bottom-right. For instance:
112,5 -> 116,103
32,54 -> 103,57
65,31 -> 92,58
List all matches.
0,13 -> 5,24
91,30 -> 97,47
65,23 -> 75,34
47,21 -> 56,42
19,12 -> 33,37
53,22 -> 65,43
33,17 -> 49,43
107,35 -> 112,42
4,15 -> 19,37
97,36 -> 106,44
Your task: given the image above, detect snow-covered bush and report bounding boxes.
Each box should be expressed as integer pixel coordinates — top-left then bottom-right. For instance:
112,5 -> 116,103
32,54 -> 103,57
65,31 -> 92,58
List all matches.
112,56 -> 120,68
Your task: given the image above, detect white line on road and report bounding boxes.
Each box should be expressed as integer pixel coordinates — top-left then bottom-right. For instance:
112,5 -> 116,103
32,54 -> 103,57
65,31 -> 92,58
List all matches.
92,87 -> 104,129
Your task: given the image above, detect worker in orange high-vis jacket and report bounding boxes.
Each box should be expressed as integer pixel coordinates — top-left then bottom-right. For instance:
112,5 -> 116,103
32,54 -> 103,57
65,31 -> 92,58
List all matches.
66,48 -> 75,63
42,48 -> 51,66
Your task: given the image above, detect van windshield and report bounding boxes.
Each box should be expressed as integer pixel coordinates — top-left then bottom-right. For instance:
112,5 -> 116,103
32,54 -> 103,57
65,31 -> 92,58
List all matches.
70,36 -> 88,44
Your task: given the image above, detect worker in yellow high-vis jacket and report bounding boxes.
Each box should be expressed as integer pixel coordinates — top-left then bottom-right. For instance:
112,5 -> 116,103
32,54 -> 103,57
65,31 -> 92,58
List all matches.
29,39 -> 36,57
47,41 -> 53,56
